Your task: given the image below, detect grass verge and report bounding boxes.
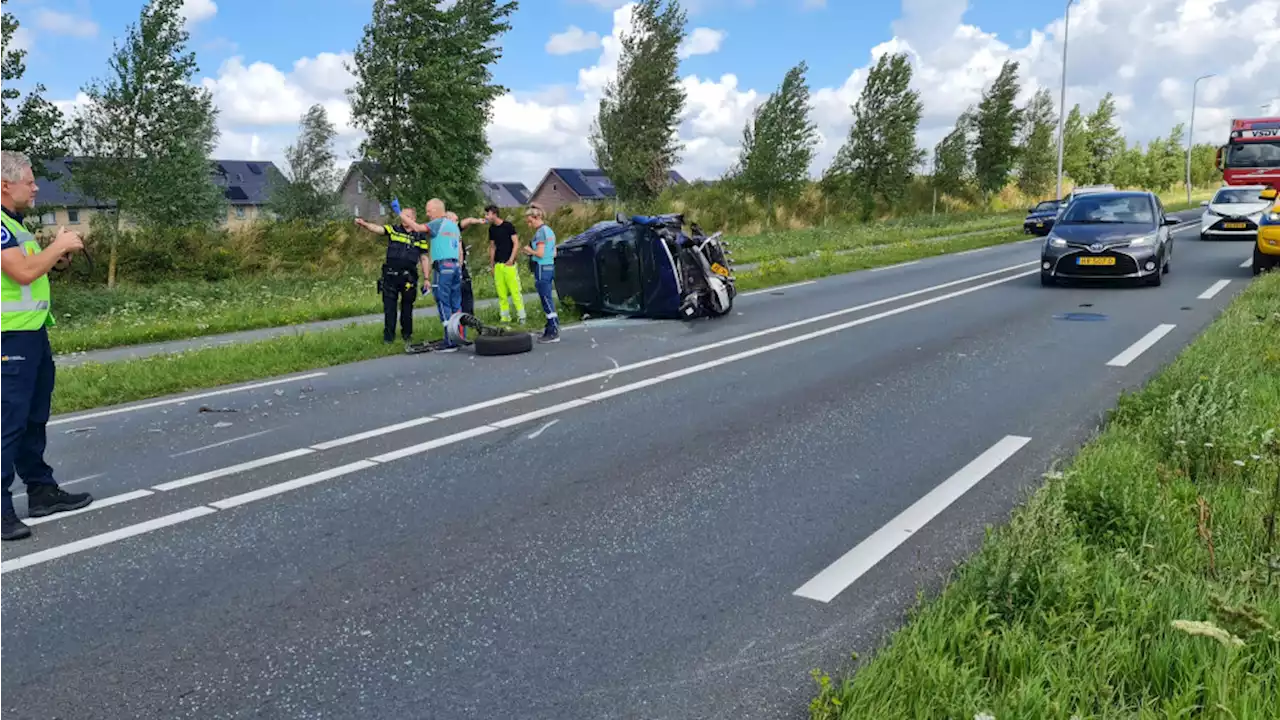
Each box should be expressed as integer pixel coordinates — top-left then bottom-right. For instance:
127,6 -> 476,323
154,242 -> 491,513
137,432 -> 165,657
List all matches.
50,213 -> 1024,354
810,272 -> 1280,719
51,229 -> 1029,415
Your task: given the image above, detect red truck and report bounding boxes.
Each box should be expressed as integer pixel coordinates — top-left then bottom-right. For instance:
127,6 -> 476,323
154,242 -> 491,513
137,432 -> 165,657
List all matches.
1216,117 -> 1280,188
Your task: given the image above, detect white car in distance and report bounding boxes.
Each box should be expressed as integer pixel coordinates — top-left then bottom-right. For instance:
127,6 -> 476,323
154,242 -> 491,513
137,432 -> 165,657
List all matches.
1199,185 -> 1271,240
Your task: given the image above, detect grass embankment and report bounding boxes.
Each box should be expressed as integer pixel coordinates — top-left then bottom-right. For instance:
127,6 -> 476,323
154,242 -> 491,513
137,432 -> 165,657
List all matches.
810,273 -> 1280,719
51,213 -> 1022,354
50,229 -> 1029,415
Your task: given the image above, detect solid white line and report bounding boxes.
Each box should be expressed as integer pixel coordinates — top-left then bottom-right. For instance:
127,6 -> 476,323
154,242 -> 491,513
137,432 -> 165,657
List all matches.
153,448 -> 315,492
490,399 -> 592,429
210,461 -> 378,510
739,281 -> 817,297
169,429 -> 276,458
1240,257 -> 1253,269
1106,324 -> 1177,368
310,416 -> 438,450
48,373 -> 328,426
870,260 -> 920,272
25,489 -> 155,526
1197,279 -> 1231,301
1,507 -> 217,574
367,425 -> 502,464
794,435 -> 1032,603
434,392 -> 531,418
528,261 -> 1037,395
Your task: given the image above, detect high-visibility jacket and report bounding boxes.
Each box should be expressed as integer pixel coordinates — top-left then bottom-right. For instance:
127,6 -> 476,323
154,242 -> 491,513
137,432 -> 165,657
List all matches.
1,211 -> 54,331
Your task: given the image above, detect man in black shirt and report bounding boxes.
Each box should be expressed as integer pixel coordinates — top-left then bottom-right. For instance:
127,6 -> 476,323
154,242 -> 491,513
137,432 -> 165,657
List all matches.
461,205 -> 525,323
355,209 -> 430,345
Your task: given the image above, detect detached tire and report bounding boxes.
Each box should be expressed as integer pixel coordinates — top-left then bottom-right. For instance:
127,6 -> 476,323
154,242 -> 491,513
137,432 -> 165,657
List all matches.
475,330 -> 533,356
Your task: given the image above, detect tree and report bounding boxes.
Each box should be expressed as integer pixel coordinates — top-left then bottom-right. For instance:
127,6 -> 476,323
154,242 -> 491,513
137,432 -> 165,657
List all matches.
1084,92 -> 1123,185
590,0 -> 687,206
972,60 -> 1023,198
349,0 -> 516,211
1189,143 -> 1219,187
71,0 -> 224,287
269,104 -> 342,222
1016,88 -> 1056,199
1,0 -> 67,175
731,61 -> 818,214
1110,141 -> 1147,189
823,52 -> 923,220
1144,123 -> 1185,191
933,109 -> 974,197
1061,104 -> 1089,189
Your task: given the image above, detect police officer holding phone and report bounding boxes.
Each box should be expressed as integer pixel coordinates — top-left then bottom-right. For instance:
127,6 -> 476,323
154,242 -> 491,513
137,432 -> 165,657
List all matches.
2,151 -> 94,541
355,207 -> 431,347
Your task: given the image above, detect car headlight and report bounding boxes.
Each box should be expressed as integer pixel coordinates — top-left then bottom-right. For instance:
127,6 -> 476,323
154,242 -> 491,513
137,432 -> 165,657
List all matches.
1047,235 -> 1067,248
1129,232 -> 1157,246
1269,212 -> 1280,223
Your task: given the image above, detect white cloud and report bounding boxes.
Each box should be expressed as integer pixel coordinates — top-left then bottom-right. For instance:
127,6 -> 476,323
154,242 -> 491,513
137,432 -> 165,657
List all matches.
34,9 -> 98,38
181,0 -> 218,26
547,26 -> 602,55
58,0 -> 1280,192
9,24 -> 33,53
678,27 -> 726,59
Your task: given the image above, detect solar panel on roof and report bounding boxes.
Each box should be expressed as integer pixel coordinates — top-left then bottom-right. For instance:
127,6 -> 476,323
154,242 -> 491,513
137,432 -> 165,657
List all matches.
247,163 -> 263,174
224,187 -> 249,201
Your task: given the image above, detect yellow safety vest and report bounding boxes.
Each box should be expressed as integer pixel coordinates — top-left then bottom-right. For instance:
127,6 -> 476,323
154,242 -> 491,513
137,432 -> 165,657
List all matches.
1,212 -> 54,331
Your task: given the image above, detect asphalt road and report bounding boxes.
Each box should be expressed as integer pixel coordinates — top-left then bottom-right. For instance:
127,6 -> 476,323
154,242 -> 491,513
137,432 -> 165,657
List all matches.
1,215 -> 1260,720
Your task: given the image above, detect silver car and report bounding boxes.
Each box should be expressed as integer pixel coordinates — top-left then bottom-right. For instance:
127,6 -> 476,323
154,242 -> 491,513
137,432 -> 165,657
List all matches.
1199,185 -> 1271,240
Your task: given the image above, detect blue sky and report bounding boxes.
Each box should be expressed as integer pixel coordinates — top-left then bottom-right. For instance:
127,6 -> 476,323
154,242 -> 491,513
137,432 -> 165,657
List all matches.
6,0 -> 1276,187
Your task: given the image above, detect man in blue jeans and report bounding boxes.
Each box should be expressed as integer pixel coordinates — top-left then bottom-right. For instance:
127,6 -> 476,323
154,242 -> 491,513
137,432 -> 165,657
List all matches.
404,199 -> 462,351
521,204 -> 559,343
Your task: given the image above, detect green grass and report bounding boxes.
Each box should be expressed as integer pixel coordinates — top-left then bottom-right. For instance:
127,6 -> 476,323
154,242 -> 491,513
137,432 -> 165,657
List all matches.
51,227 -> 1031,415
50,212 -> 1028,354
810,273 -> 1280,720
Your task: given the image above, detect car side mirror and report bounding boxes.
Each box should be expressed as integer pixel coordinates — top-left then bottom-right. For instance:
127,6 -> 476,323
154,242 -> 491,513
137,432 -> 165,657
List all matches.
1027,207 -> 1035,214
1260,188 -> 1278,201
1163,216 -> 1180,226
1199,200 -> 1209,207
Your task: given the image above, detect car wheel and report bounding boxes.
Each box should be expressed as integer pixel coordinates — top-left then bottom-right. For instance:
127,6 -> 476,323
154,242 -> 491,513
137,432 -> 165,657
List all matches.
1163,255 -> 1171,274
1253,246 -> 1267,276
1200,232 -> 1210,241
1146,265 -> 1163,286
474,330 -> 534,356
1040,273 -> 1055,287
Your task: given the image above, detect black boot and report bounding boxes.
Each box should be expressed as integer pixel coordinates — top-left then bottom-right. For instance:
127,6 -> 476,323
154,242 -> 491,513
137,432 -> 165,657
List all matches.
26,485 -> 93,518
2,513 -> 31,541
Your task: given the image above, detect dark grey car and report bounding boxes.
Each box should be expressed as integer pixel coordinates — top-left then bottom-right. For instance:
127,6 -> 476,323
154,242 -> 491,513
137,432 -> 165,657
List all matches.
1040,191 -> 1180,287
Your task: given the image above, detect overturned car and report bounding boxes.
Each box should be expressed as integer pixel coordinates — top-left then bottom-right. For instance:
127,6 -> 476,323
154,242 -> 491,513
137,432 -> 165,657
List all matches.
554,213 -> 736,320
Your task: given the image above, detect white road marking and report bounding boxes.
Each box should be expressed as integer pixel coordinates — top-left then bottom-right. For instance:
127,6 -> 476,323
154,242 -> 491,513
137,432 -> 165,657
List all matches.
48,373 -> 328,427
739,281 -> 817,297
210,461 -> 378,510
1106,324 -> 1177,368
368,426 -> 502,464
153,448 -> 315,492
955,247 -> 993,256
1197,280 -> 1231,301
870,260 -> 920,272
1,507 -> 217,574
434,392 -> 531,418
1240,257 -> 1253,268
11,473 -> 104,500
310,417 -> 438,450
169,429 -> 276,458
793,435 -> 1032,603
526,420 -> 559,440
25,489 -> 155,526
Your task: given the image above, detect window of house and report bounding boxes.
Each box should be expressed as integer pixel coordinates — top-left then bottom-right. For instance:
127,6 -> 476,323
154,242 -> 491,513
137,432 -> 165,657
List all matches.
40,212 -> 55,225
379,203 -> 386,216
552,183 -> 558,191
354,204 -> 361,217
357,179 -> 364,194
67,209 -> 81,224
234,207 -> 246,219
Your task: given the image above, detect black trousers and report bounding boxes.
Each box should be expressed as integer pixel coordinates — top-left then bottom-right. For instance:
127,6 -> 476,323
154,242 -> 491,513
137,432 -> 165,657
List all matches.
380,265 -> 418,341
460,263 -> 475,315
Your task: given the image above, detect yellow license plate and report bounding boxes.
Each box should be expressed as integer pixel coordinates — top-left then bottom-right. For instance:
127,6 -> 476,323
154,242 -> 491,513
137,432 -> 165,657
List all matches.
1077,256 -> 1116,266
710,262 -> 730,277
1224,222 -> 1247,229
1035,222 -> 1044,227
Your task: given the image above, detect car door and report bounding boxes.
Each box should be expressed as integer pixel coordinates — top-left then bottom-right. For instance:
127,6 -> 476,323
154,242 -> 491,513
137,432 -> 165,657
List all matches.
1155,195 -> 1174,258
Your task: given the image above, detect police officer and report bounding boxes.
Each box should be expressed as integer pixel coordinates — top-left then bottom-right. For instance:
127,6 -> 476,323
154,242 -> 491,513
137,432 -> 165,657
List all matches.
2,151 -> 94,541
355,207 -> 431,347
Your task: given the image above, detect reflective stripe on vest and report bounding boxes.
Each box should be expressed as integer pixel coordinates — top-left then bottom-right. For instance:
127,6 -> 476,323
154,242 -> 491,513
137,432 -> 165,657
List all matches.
1,213 -> 53,329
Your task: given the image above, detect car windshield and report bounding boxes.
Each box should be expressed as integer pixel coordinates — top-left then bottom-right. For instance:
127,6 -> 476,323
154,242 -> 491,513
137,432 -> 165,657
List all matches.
1225,140 -> 1280,168
1212,188 -> 1265,204
1032,201 -> 1059,213
1059,196 -> 1154,225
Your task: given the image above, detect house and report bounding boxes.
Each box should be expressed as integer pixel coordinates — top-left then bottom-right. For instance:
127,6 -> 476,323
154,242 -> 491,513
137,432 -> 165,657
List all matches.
31,157 -> 282,231
338,160 -> 534,218
527,168 -> 688,214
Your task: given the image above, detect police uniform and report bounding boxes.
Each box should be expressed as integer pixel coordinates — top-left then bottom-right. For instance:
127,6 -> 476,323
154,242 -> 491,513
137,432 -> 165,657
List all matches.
379,224 -> 429,343
2,207 -> 93,540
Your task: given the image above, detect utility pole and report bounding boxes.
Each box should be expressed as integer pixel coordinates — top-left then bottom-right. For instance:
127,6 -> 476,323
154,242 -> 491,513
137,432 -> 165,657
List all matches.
1054,0 -> 1076,201
1186,74 -> 1215,205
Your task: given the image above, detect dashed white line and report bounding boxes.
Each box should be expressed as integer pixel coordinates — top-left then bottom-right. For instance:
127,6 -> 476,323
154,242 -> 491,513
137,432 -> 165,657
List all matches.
739,281 -> 817,297
169,429 -> 277,458
794,435 -> 1032,603
210,461 -> 378,510
48,373 -> 328,427
1,507 -> 217,575
1197,279 -> 1231,301
1240,257 -> 1253,269
1106,324 -> 1177,368
870,260 -> 920,272
153,448 -> 315,492
310,417 -> 438,450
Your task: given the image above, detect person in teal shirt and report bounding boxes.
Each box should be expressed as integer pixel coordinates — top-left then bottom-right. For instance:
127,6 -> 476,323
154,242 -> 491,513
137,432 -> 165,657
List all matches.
521,205 -> 559,343
402,198 -> 463,350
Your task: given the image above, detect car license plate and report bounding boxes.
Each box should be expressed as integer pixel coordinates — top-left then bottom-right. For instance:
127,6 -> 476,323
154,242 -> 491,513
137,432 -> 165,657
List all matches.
1077,256 -> 1116,266
1224,222 -> 1247,229
710,262 -> 730,277
1035,222 -> 1044,228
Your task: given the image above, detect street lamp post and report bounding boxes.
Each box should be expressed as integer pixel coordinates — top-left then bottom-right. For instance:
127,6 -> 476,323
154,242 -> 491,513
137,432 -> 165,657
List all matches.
1186,73 -> 1215,205
1054,0 -> 1076,201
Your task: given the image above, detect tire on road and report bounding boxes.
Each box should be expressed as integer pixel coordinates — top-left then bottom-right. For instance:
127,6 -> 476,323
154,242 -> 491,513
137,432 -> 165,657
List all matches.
474,330 -> 534,356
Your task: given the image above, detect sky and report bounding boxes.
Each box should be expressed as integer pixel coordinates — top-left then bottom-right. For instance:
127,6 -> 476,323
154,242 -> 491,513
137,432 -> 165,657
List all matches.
5,0 -> 1280,189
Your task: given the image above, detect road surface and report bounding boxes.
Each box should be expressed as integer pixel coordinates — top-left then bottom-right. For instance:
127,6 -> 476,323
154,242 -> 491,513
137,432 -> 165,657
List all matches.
2,217 -> 1258,719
